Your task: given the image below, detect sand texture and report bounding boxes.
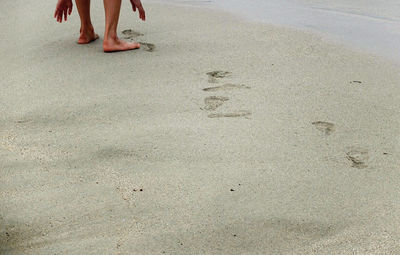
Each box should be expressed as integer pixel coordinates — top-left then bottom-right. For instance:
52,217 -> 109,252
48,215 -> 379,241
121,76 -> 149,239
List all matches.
1,1 -> 400,254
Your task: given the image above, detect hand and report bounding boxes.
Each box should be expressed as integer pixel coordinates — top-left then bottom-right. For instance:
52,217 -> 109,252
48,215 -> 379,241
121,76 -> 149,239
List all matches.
130,0 -> 146,21
54,0 -> 73,23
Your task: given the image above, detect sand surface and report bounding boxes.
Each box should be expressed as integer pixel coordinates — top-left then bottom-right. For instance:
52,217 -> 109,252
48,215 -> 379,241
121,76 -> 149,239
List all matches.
160,0 -> 400,63
1,1 -> 400,254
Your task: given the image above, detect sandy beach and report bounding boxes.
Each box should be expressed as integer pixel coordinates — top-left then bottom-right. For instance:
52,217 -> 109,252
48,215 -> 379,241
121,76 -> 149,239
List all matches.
1,0 -> 400,254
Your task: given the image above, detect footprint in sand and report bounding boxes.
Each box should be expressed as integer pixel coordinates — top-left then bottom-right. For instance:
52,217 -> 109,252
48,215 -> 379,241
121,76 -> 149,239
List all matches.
138,42 -> 155,52
15,119 -> 31,124
208,110 -> 252,118
312,121 -> 335,135
206,71 -> 231,83
202,96 -> 229,111
346,148 -> 369,169
122,29 -> 144,39
203,83 -> 251,92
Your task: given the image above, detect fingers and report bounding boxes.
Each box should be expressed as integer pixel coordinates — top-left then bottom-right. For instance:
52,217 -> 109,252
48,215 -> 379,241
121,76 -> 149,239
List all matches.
135,6 -> 145,21
55,5 -> 73,23
136,4 -> 145,21
140,8 -> 145,21
54,8 -> 60,22
56,10 -> 61,23
129,0 -> 145,21
56,10 -> 65,22
68,4 -> 73,15
130,0 -> 136,12
139,6 -> 145,21
54,7 -> 62,23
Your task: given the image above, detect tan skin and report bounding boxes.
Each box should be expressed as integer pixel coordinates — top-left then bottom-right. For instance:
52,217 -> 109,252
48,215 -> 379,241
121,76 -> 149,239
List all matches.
54,0 -> 145,52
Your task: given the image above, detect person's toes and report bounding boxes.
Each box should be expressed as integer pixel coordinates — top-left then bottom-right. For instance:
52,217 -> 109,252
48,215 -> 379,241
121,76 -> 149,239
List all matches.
131,42 -> 140,49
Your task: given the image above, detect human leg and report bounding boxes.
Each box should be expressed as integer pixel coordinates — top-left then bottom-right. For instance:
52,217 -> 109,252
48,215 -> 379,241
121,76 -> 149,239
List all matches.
103,0 -> 140,52
75,0 -> 99,44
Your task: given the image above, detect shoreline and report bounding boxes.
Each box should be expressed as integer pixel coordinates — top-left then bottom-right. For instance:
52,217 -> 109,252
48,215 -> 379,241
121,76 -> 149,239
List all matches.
148,0 -> 400,65
1,1 -> 400,254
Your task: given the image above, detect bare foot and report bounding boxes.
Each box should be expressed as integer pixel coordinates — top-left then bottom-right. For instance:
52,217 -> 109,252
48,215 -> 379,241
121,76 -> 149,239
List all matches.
78,28 -> 99,44
103,37 -> 140,52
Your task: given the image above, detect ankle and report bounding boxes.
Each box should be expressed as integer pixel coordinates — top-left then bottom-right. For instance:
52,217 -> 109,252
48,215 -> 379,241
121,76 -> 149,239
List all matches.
80,24 -> 95,34
104,30 -> 118,41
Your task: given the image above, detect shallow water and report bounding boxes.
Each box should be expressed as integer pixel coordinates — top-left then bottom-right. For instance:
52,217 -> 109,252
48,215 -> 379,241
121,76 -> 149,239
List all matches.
153,0 -> 400,63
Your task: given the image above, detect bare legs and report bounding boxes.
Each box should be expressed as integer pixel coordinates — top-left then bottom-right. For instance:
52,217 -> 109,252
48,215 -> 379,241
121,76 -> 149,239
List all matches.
102,0 -> 140,52
75,0 -> 99,44
56,0 -> 142,51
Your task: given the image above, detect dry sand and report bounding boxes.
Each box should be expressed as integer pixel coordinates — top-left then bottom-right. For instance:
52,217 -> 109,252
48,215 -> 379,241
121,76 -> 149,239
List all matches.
1,0 -> 400,254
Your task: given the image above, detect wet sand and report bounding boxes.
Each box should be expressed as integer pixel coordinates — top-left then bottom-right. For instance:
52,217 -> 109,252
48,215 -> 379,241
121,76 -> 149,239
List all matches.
1,1 -> 400,254
159,0 -> 400,63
